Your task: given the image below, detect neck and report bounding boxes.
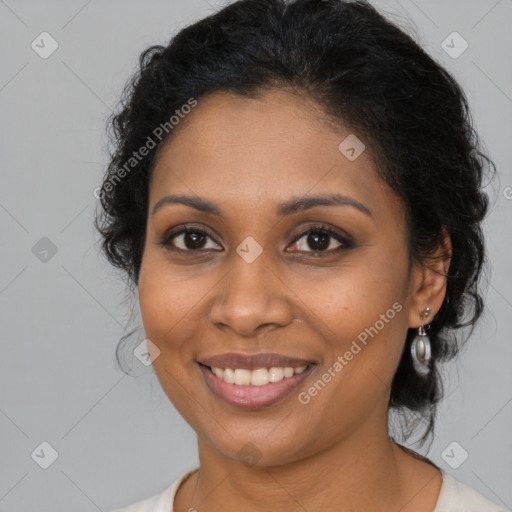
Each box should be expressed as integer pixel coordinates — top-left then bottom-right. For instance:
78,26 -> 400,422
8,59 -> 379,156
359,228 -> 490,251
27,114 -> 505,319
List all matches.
175,411 -> 441,512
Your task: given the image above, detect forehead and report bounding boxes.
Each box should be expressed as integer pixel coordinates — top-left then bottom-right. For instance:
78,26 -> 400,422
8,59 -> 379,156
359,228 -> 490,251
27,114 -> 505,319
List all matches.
150,90 -> 396,218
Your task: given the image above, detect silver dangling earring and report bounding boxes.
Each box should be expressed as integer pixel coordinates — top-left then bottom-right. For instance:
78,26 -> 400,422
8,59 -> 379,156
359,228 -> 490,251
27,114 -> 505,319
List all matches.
411,307 -> 432,377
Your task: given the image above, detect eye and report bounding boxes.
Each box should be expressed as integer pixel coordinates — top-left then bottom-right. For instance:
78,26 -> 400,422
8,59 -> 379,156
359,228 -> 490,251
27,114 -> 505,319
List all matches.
288,224 -> 354,254
158,226 -> 222,252
158,223 -> 354,255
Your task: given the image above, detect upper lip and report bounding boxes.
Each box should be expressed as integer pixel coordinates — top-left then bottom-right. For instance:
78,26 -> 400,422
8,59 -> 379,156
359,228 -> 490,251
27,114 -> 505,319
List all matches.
198,352 -> 316,370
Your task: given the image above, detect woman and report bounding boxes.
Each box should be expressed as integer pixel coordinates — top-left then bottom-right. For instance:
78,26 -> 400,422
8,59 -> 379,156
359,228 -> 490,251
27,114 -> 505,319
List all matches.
95,0 -> 505,510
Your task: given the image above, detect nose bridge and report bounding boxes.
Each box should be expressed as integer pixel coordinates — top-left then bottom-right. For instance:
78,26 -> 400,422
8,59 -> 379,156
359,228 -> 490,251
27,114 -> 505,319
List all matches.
209,243 -> 293,334
224,245 -> 274,311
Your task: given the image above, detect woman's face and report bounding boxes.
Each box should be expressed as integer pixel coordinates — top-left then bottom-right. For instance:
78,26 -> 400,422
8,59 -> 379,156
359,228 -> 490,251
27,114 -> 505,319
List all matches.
138,90 -> 438,466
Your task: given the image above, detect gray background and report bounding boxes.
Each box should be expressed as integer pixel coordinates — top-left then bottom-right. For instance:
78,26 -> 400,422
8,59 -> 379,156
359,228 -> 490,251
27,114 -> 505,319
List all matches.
0,0 -> 511,510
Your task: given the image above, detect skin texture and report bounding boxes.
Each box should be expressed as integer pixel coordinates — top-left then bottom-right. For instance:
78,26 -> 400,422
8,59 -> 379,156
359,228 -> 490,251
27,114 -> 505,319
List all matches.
138,90 -> 452,511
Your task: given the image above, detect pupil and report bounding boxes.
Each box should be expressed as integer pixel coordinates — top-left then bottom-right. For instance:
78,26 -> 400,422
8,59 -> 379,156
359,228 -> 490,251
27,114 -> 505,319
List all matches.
185,232 -> 205,249
308,232 -> 329,251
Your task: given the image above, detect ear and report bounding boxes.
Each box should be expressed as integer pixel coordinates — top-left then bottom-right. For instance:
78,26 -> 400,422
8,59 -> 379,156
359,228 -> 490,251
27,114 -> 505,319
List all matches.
407,226 -> 452,328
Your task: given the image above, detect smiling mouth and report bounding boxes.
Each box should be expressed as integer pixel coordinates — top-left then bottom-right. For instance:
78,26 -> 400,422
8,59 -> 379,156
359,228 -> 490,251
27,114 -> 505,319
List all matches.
197,362 -> 317,409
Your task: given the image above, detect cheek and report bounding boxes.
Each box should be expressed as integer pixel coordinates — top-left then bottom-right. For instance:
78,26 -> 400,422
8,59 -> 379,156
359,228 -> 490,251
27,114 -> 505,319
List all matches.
138,264 -> 203,414
138,253 -> 202,343
137,254 -> 218,398
300,257 -> 405,339
301,254 -> 408,392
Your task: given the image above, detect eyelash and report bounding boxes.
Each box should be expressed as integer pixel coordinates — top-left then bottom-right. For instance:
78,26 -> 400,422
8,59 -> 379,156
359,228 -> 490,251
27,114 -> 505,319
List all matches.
158,224 -> 354,256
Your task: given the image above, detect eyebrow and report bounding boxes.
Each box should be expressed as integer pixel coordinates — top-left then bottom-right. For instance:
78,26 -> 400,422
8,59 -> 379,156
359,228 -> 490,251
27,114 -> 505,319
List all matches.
151,193 -> 372,219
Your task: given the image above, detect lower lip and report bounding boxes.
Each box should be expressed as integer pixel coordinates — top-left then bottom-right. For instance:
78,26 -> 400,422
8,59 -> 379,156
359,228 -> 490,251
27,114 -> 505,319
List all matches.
198,364 -> 315,409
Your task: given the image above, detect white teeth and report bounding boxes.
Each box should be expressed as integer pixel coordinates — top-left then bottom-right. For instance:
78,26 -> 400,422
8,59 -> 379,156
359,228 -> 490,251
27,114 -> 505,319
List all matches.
250,368 -> 269,386
210,365 -> 309,386
234,369 -> 251,385
268,367 -> 283,382
223,368 -> 235,384
283,367 -> 294,378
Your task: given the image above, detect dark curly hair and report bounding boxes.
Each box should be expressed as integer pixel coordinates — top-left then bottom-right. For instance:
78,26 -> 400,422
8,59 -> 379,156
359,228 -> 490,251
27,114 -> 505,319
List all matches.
94,0 -> 497,449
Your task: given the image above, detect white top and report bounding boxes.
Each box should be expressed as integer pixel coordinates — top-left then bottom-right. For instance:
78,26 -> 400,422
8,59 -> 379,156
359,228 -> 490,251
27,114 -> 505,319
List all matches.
112,467 -> 508,512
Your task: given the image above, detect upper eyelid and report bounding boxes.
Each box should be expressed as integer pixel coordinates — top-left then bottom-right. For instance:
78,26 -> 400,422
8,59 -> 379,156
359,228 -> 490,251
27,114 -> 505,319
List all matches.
166,226 -> 221,245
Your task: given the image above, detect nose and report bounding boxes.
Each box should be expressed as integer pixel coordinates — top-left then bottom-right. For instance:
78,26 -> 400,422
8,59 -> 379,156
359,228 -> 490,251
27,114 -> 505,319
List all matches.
208,250 -> 294,338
